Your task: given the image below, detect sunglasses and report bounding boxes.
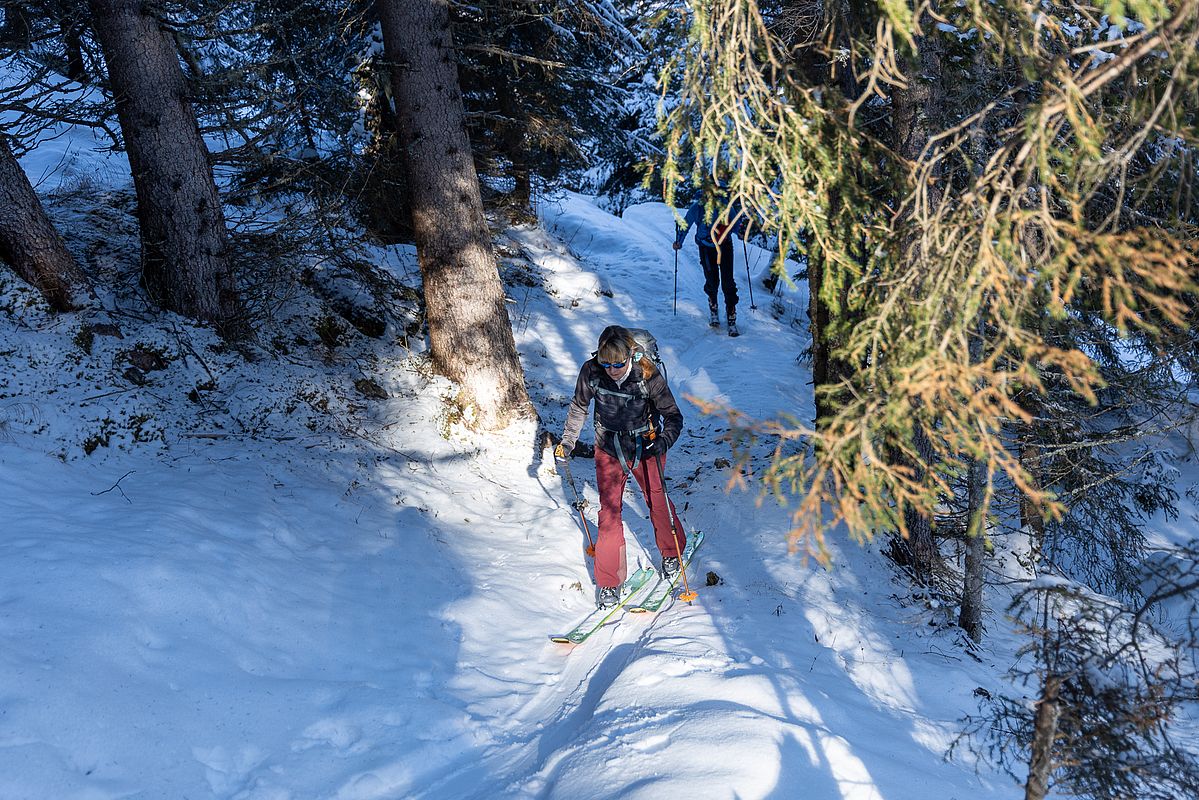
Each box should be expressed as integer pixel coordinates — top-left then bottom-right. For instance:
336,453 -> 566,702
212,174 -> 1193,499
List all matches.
598,360 -> 627,369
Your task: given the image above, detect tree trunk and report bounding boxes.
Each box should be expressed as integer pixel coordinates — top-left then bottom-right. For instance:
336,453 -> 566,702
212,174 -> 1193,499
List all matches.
88,0 -> 246,339
806,2 -> 860,429
498,87 -> 533,213
0,4 -> 33,48
1025,673 -> 1061,800
62,18 -> 87,82
900,421 -> 940,583
891,11 -> 945,584
959,316 -> 987,640
807,249 -> 832,422
959,455 -> 987,640
957,44 -> 997,640
1019,418 -> 1048,568
0,135 -> 90,310
378,0 -> 536,430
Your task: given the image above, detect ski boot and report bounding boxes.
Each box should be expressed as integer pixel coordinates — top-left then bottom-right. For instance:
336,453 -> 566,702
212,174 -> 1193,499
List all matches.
661,556 -> 681,582
597,586 -> 620,608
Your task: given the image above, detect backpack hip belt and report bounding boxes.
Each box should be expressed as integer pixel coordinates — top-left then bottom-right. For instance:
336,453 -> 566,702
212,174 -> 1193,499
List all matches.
610,422 -> 654,475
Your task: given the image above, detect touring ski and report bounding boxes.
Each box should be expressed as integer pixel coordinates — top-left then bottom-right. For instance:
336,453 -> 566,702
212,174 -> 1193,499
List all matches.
549,567 -> 654,644
628,530 -> 705,614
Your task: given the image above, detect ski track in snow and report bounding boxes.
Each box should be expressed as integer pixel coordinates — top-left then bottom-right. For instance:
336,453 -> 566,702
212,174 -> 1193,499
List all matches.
292,193 -> 829,799
356,194 -> 983,800
0,184 -> 1042,798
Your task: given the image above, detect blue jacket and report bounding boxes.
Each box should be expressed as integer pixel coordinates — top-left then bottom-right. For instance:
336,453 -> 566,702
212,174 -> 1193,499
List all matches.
675,199 -> 746,248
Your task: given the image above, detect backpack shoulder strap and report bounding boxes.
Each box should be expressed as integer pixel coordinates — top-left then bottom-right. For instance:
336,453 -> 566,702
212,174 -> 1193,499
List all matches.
592,381 -> 643,400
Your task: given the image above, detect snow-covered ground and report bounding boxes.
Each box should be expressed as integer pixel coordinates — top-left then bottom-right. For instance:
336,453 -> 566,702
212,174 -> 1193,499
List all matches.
1,182 -> 1036,799
9,108 -> 1197,794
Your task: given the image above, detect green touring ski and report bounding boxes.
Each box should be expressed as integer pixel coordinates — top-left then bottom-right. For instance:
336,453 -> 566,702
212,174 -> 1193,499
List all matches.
628,530 -> 705,614
550,567 -> 654,644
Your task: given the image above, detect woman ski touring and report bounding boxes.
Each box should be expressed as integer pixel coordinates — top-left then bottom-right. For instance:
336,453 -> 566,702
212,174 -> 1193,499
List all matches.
673,182 -> 747,337
554,326 -> 686,608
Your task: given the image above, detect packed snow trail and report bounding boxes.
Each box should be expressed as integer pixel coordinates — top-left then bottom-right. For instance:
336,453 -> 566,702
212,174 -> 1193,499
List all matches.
1,189 -> 1019,799
372,193 -> 1008,800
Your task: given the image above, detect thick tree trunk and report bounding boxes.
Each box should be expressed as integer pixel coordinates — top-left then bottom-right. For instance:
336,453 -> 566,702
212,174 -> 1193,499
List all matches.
892,42 -> 944,173
378,0 -> 536,430
0,135 -> 90,310
891,13 -> 945,584
88,0 -> 246,339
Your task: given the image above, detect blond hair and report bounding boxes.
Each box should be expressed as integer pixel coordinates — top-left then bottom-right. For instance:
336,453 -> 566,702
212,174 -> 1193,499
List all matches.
597,326 -> 657,380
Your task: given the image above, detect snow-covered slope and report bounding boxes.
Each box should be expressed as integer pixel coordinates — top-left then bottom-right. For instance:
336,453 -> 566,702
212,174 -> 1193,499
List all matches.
2,184 -> 1031,799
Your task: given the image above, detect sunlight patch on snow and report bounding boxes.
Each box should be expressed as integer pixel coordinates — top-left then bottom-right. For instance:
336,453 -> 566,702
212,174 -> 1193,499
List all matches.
909,716 -> 960,756
803,608 -> 919,714
674,366 -> 727,405
0,165 -> 1042,799
817,730 -> 886,800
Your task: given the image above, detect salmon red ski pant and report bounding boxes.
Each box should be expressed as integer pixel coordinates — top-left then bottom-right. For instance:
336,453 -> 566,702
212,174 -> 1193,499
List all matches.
593,446 -> 685,589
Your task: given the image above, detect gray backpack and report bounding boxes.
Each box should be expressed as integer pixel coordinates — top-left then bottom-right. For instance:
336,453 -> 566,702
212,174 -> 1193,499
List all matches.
591,326 -> 668,395
625,327 -> 664,378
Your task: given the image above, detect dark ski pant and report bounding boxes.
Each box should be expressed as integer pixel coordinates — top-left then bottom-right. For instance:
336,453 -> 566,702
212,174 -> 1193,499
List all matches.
593,447 -> 684,589
699,239 -> 737,316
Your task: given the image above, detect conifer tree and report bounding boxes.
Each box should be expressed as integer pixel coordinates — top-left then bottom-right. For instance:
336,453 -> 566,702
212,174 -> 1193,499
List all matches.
0,133 -> 90,310
963,570 -> 1199,798
451,0 -> 646,213
667,0 -> 1199,787
378,0 -> 537,430
663,0 -> 1197,574
88,0 -> 247,338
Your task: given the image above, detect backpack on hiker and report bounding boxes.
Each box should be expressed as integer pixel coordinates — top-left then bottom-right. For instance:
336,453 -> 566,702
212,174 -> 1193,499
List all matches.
591,326 -> 666,388
624,327 -> 666,382
589,325 -> 672,475
709,203 -> 747,245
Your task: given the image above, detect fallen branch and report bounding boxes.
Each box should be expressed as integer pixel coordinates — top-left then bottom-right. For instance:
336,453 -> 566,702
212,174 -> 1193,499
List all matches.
91,470 -> 135,503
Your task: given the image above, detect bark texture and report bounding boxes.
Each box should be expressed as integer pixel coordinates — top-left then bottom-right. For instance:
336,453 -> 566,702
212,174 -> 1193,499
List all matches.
892,19 -> 945,583
807,252 -> 831,421
959,455 -> 987,640
89,0 -> 245,338
959,321 -> 987,640
379,0 -> 535,430
805,1 -> 860,428
1025,674 -> 1061,800
0,134 -> 90,310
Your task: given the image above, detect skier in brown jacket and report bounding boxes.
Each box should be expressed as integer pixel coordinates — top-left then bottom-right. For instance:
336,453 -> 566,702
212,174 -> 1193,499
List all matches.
555,326 -> 685,607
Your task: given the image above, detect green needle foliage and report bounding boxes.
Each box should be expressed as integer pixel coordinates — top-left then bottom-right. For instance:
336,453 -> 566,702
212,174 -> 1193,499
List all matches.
661,0 -> 1198,561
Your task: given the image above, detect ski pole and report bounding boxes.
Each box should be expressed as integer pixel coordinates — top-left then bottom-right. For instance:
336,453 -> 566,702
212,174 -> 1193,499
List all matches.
672,249 -> 678,316
742,237 -> 756,311
647,430 -> 697,603
558,455 -> 596,557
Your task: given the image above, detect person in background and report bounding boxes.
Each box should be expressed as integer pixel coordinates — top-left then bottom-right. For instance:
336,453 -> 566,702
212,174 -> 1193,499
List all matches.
554,326 -> 685,607
673,184 -> 746,337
